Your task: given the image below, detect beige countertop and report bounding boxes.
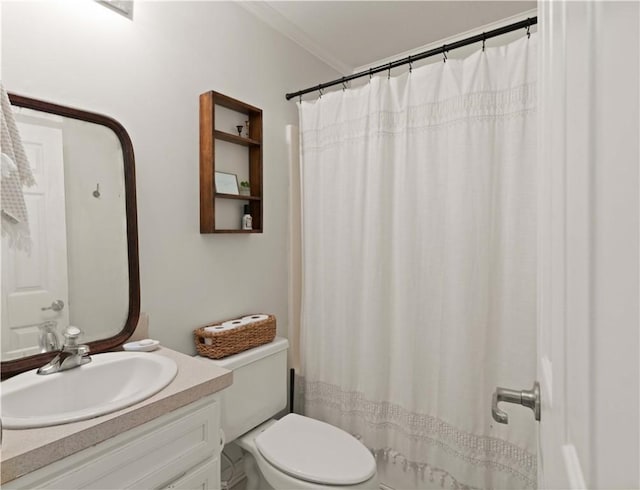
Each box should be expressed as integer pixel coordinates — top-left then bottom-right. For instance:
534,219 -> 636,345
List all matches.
0,347 -> 232,484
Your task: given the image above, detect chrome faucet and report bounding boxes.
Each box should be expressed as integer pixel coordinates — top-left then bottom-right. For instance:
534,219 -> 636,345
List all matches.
37,326 -> 91,375
38,321 -> 61,353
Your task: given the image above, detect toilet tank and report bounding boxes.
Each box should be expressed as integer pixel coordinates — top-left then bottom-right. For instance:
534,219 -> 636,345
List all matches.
198,337 -> 288,442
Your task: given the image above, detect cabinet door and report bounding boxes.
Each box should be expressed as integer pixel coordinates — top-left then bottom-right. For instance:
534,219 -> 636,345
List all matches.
164,457 -> 220,490
5,396 -> 220,490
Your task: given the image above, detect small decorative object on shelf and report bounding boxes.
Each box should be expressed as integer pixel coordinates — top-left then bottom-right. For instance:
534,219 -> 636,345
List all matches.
244,120 -> 250,138
241,204 -> 252,230
236,125 -> 243,136
239,180 -> 250,196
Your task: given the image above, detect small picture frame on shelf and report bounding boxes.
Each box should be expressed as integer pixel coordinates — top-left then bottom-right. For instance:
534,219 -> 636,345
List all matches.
214,171 -> 239,195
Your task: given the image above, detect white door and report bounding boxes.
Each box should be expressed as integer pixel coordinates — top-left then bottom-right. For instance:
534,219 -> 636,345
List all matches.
1,112 -> 70,360
535,1 -> 639,488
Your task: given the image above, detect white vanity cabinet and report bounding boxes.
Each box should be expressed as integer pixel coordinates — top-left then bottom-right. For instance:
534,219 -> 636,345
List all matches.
4,395 -> 221,490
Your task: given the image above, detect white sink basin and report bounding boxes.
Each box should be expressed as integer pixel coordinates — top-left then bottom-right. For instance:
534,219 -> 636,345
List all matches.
1,351 -> 178,429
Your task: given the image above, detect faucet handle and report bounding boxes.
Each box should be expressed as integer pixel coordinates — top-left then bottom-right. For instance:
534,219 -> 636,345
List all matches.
62,326 -> 83,348
64,326 -> 81,339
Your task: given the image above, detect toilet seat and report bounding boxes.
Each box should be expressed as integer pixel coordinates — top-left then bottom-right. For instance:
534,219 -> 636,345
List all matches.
255,413 -> 376,485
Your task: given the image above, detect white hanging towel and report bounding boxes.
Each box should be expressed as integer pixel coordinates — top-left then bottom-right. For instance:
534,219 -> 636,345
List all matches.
1,84 -> 35,252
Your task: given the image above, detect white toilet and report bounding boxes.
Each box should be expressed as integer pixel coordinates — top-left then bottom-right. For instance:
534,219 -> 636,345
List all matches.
198,337 -> 378,489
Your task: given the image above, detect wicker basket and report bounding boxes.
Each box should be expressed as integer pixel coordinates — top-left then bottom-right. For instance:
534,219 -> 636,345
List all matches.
194,314 -> 276,359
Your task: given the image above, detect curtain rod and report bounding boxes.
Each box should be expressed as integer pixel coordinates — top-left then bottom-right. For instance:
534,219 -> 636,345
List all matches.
285,16 -> 537,101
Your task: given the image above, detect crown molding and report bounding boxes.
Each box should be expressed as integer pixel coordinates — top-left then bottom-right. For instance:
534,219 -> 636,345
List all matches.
237,1 -> 352,76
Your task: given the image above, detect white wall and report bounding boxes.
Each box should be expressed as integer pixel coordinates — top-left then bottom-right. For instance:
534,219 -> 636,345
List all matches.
586,3 -> 639,486
1,0 -> 340,354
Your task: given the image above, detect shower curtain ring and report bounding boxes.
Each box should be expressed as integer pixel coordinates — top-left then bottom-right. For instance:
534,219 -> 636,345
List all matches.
482,33 -> 486,51
369,68 -> 373,81
442,46 -> 448,63
342,78 -> 347,91
388,63 -> 392,79
318,85 -> 323,98
299,94 -> 302,103
408,55 -> 413,73
526,19 -> 531,39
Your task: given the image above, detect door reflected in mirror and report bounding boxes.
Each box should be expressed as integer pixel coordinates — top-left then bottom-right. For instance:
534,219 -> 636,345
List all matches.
1,94 -> 139,375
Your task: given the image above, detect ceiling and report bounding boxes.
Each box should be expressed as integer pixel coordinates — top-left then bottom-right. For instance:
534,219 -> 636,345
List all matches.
241,1 -> 536,74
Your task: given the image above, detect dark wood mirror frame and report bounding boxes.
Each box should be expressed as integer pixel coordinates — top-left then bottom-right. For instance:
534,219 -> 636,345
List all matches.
1,94 -> 140,379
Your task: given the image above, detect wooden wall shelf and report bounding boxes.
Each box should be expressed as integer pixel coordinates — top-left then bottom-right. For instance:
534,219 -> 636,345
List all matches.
215,193 -> 262,201
213,130 -> 261,147
199,91 -> 263,234
209,230 -> 259,234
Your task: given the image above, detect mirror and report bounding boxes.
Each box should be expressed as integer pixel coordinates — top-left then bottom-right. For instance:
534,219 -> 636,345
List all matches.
1,94 -> 139,378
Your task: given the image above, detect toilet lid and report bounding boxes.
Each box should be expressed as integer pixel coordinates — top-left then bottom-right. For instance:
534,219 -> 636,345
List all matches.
255,413 -> 376,485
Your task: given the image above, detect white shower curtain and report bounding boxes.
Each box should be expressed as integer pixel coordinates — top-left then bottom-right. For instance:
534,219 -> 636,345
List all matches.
297,35 -> 537,490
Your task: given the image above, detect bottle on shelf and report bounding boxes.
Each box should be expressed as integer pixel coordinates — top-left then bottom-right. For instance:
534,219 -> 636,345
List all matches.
242,205 -> 252,230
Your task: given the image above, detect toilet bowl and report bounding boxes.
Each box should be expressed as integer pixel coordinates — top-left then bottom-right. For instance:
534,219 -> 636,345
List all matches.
237,415 -> 378,490
197,337 -> 378,489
